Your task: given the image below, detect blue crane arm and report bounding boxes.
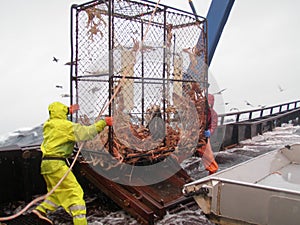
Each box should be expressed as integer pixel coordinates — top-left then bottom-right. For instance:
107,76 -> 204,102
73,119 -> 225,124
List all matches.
206,0 -> 235,66
183,0 -> 235,85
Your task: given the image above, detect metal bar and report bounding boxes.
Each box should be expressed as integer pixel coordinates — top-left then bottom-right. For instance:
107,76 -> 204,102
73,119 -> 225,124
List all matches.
162,7 -> 167,123
108,0 -> 114,155
188,0 -> 198,21
76,73 -> 110,79
215,107 -> 300,150
75,0 -> 106,10
125,186 -> 166,218
260,109 -> 264,117
248,112 -> 252,120
141,21 -> 145,125
218,100 -> 300,125
205,0 -> 235,65
74,7 -> 81,123
130,7 -> 164,20
78,164 -> 155,224
70,5 -> 75,108
172,21 -> 203,29
140,0 -> 206,20
73,161 -> 194,225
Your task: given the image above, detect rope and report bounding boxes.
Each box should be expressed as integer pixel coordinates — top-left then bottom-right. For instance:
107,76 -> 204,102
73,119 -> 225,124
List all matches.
141,0 -> 161,46
0,75 -> 127,221
0,83 -> 124,222
0,0 -> 161,222
0,150 -> 81,221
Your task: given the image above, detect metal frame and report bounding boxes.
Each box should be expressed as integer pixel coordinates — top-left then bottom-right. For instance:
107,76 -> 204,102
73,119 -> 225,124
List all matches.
69,0 -> 208,157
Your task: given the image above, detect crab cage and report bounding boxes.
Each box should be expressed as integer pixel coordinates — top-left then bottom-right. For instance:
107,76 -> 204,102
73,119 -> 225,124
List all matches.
70,0 -> 208,165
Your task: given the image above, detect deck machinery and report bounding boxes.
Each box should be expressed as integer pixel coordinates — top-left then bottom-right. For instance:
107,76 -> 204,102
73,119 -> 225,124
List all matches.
183,144 -> 300,225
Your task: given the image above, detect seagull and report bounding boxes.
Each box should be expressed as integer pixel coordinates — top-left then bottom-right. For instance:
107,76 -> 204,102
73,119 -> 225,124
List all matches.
258,105 -> 266,108
212,88 -> 226,95
230,107 -> 239,111
278,85 -> 285,92
53,57 -> 59,62
55,85 -> 63,89
61,94 -> 70,98
65,59 -> 80,66
245,100 -> 254,107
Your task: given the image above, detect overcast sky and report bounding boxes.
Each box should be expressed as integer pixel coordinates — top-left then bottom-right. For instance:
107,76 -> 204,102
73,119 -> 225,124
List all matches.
0,0 -> 299,136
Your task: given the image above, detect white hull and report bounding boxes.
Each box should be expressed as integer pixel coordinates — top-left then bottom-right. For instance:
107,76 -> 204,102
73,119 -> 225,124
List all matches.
182,144 -> 300,225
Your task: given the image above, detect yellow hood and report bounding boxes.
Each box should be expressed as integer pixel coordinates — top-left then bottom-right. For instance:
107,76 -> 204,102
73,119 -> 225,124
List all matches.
48,102 -> 68,120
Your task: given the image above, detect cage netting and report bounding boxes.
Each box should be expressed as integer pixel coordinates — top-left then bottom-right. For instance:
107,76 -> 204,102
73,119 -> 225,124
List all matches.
70,0 -> 208,168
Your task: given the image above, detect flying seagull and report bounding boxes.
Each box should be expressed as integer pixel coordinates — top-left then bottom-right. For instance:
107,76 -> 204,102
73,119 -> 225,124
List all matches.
230,107 -> 239,111
61,94 -> 70,98
53,57 -> 59,62
245,100 -> 254,107
258,105 -> 266,108
65,59 -> 80,66
55,85 -> 63,89
212,88 -> 226,95
278,85 -> 285,92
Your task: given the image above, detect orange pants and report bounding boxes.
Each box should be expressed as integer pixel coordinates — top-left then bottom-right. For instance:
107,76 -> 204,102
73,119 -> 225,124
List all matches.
197,138 -> 218,174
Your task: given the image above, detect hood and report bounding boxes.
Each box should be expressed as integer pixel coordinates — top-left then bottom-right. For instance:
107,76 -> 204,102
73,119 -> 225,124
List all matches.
48,102 -> 68,120
208,94 -> 215,107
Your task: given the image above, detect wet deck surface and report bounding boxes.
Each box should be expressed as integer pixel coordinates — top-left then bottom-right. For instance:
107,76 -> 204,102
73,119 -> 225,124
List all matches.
1,124 -> 300,224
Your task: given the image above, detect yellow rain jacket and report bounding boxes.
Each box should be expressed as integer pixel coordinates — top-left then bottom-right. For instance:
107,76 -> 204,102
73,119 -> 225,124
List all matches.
36,102 -> 107,225
40,102 -> 106,174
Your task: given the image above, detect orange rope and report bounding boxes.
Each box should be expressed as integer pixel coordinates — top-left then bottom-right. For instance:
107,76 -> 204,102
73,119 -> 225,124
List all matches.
141,0 -> 161,45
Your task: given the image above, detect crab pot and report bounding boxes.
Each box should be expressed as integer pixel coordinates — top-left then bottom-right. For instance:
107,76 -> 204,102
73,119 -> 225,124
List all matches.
70,0 -> 208,164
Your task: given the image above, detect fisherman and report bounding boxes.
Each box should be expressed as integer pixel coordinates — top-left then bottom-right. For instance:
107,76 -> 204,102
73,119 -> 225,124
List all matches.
207,94 -> 218,136
197,94 -> 219,175
31,101 -> 113,225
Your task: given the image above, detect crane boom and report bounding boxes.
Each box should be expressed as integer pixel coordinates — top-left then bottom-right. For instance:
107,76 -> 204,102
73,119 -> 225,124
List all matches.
206,0 -> 235,66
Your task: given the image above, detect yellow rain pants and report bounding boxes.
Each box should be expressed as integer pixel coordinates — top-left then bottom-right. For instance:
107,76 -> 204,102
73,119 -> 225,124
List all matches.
36,162 -> 87,225
35,102 -> 107,225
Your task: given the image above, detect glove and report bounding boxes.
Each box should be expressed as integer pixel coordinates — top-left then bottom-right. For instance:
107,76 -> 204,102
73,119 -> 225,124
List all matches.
69,104 -> 80,114
105,117 -> 113,126
204,130 -> 211,138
